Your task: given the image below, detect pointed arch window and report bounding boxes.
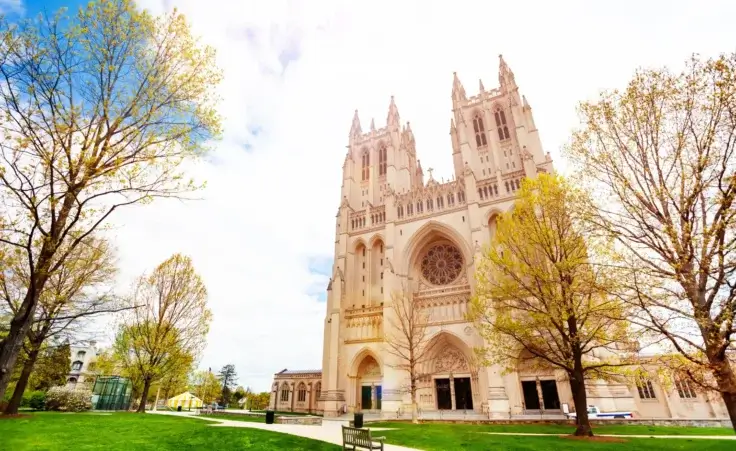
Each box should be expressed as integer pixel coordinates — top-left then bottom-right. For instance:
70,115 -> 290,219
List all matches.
494,108 -> 510,141
473,114 -> 488,147
361,150 -> 370,181
378,145 -> 387,176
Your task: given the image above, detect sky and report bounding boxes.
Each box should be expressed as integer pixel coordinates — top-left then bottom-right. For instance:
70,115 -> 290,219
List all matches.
8,0 -> 736,392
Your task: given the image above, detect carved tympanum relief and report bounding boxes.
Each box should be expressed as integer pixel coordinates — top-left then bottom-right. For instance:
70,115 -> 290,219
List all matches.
434,346 -> 469,373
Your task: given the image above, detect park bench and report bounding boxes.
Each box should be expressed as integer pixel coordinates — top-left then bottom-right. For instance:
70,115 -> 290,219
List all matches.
341,425 -> 385,450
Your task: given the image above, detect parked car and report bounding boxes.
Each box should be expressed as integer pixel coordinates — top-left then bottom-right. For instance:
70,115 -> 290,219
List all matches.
565,405 -> 632,419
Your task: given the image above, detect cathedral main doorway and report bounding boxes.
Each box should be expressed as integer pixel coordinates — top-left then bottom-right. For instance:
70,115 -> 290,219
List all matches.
522,380 -> 540,410
454,377 -> 473,410
435,379 -> 452,410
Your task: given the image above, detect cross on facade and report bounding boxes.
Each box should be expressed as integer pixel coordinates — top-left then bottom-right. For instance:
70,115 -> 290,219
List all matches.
427,167 -> 434,179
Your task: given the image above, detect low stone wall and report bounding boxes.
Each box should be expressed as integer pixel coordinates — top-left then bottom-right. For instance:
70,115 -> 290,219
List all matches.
367,418 -> 733,428
276,415 -> 322,425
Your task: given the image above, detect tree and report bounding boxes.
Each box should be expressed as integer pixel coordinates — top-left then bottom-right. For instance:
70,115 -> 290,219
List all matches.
566,53 -> 736,430
468,174 -> 634,436
217,364 -> 238,406
384,287 -> 436,424
113,254 -> 211,413
1,237 -> 120,414
246,391 -> 270,411
27,341 -> 70,392
189,369 -> 221,405
0,0 -> 222,399
233,386 -> 247,408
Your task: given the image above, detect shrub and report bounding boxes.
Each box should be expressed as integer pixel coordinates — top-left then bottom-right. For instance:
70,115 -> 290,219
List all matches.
28,391 -> 46,410
45,386 -> 92,412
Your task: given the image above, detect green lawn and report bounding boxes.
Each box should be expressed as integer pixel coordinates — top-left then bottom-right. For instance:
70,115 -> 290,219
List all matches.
202,412 -> 265,423
369,421 -> 734,437
2,412 -> 734,451
0,412 -> 338,451
369,422 -> 736,451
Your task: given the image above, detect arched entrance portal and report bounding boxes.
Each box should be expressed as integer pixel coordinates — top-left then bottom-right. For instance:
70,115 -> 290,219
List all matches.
517,351 -> 562,413
351,352 -> 383,412
417,333 -> 478,412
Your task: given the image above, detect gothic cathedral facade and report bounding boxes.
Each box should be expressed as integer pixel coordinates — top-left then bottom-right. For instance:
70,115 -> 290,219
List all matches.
320,56 -> 556,418
267,56 -> 732,421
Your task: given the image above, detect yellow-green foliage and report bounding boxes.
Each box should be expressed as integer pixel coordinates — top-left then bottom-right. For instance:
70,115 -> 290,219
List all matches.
469,174 -> 633,379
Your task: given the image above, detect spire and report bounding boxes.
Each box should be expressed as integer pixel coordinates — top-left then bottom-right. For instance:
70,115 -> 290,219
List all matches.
370,118 -> 376,131
479,78 -> 485,92
417,159 -> 423,174
452,72 -> 467,103
522,95 -> 530,109
450,118 -> 456,132
387,96 -> 400,128
404,121 -> 414,142
350,109 -> 361,137
498,54 -> 516,89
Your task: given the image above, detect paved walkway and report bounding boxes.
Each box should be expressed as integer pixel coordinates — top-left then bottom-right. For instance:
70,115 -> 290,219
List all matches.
151,411 -> 419,451
484,432 -> 736,440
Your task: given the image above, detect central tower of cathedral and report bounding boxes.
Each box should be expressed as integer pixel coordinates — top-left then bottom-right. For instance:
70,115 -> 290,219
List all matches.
320,56 -> 554,417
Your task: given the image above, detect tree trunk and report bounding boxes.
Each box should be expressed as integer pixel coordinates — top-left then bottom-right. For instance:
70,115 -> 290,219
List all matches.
569,369 -> 593,436
137,378 -> 153,413
711,358 -> 736,431
0,290 -> 42,400
4,348 -> 41,415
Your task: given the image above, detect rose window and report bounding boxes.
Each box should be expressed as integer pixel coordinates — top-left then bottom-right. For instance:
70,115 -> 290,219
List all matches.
421,243 -> 464,285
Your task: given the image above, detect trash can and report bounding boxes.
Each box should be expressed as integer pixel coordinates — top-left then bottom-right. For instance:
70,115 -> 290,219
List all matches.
354,412 -> 364,429
265,410 -> 275,424
177,405 -> 182,412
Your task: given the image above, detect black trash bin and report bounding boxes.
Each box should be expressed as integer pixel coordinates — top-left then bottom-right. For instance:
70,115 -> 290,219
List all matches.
354,412 -> 364,429
265,410 -> 275,424
177,405 -> 182,412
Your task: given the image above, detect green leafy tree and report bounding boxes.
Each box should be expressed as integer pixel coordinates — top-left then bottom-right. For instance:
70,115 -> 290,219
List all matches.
468,174 -> 634,436
0,0 -> 222,400
217,364 -> 238,406
189,369 -> 221,405
114,254 -> 211,412
29,342 -> 70,391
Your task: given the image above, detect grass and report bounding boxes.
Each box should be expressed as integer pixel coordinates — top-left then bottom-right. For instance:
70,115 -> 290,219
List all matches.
369,422 -> 736,450
368,421 -> 735,437
202,412 -> 265,423
0,412 -> 339,451
2,411 -> 733,450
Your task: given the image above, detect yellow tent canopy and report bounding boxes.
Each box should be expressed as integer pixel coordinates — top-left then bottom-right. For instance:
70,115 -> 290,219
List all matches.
167,391 -> 203,409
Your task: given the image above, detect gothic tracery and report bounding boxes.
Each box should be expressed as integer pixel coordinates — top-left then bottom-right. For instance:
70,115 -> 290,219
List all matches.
421,243 -> 464,285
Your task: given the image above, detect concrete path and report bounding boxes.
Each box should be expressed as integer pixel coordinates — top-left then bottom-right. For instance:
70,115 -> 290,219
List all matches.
151,411 -> 419,451
484,432 -> 736,440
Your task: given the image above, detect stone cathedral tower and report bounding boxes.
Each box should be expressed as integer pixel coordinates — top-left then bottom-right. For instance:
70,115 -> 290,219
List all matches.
320,56 -> 555,418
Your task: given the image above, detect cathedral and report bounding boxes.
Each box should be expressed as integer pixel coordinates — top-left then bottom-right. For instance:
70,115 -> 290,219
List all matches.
269,56 -> 732,422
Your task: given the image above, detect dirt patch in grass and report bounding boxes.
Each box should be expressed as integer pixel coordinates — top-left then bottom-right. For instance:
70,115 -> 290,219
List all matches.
561,435 -> 628,443
0,414 -> 32,420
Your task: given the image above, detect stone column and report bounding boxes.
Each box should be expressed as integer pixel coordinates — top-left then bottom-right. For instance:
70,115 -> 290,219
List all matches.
450,375 -> 456,410
291,382 -> 297,412
371,384 -> 377,411
536,379 -> 544,410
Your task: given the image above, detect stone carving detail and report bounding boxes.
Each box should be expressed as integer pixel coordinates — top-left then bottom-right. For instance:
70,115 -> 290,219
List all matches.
434,346 -> 469,373
421,243 -> 464,286
463,326 -> 473,336
521,145 -> 534,161
361,360 -> 381,377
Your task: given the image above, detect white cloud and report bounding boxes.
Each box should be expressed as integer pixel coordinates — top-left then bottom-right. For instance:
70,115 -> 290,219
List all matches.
95,0 -> 736,391
0,0 -> 22,15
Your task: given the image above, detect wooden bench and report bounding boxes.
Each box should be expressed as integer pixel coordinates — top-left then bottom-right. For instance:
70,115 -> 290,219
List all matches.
341,426 -> 385,450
